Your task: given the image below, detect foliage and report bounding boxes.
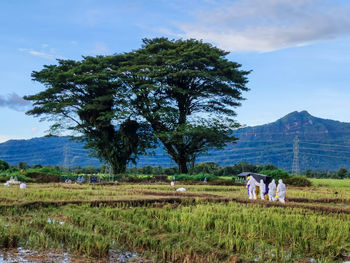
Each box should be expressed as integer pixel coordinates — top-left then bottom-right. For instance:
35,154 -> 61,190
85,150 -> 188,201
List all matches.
174,173 -> 216,181
0,160 -> 9,171
259,169 -> 290,180
163,166 -> 178,175
25,56 -> 155,174
337,168 -> 348,179
120,38 -> 250,173
0,173 -> 33,183
190,162 -> 219,174
284,176 -> 312,187
18,161 -> 29,170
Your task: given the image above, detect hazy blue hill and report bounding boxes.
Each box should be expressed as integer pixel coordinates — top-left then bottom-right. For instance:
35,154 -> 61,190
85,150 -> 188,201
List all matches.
0,137 -> 101,167
1,111 -> 350,171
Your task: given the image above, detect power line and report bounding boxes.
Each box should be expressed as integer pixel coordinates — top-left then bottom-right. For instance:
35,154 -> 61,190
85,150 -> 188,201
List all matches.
300,141 -> 350,148
301,152 -> 350,160
300,147 -> 350,154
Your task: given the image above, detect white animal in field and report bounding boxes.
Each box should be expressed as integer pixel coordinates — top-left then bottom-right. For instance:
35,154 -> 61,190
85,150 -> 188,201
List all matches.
20,183 -> 26,189
176,187 -> 186,192
4,182 -> 10,187
170,181 -> 175,187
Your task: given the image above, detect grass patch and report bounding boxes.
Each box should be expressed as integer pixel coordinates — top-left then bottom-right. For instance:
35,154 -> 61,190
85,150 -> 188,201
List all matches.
1,179 -> 350,262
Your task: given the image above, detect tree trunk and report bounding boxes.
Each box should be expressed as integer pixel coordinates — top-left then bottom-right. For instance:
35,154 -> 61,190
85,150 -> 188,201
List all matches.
178,156 -> 188,174
110,159 -> 126,175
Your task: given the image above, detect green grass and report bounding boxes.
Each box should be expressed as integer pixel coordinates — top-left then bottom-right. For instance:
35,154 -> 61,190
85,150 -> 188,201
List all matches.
1,179 -> 350,262
310,178 -> 350,187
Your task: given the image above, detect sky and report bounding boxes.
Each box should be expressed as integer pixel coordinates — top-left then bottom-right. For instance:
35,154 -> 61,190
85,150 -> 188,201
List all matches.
1,0 -> 350,143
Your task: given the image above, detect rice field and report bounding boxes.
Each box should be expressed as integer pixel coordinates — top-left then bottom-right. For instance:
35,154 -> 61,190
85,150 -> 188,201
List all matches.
0,180 -> 350,262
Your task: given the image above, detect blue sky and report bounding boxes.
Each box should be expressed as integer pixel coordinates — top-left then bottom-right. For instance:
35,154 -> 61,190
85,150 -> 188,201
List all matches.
1,0 -> 350,142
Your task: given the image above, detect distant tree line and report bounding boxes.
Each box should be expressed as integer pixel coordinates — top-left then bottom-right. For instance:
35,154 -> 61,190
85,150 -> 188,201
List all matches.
1,159 -> 349,179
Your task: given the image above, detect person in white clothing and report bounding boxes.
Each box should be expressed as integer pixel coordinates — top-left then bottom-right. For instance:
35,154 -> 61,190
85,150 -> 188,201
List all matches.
259,179 -> 266,200
268,179 -> 276,201
247,176 -> 257,200
276,179 -> 286,203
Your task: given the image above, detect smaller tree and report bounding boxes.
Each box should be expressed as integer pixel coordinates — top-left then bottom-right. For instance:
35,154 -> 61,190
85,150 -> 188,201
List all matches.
337,168 -> 348,179
0,160 -> 9,171
191,162 -> 219,174
18,161 -> 29,170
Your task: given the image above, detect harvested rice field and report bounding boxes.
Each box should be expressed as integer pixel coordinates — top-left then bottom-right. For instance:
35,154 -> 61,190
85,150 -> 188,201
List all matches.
1,179 -> 350,262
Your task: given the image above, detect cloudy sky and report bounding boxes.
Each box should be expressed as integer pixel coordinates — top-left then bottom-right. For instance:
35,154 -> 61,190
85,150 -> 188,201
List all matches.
1,0 -> 350,143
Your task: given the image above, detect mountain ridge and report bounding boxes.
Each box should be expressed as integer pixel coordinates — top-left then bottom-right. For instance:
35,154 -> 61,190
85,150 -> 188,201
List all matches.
1,111 -> 350,171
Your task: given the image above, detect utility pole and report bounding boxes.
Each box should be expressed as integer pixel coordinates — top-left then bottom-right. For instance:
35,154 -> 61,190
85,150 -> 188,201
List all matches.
292,136 -> 300,175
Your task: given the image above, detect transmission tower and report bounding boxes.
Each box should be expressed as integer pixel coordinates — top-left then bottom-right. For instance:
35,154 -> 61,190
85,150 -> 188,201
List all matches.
292,136 -> 300,175
63,144 -> 69,171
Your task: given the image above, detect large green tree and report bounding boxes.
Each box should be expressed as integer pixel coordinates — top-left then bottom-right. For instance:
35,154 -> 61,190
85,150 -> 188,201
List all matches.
25,56 -> 154,174
119,38 -> 250,173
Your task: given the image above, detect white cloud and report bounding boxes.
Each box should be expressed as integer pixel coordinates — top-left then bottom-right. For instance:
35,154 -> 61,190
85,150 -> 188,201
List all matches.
19,45 -> 64,60
169,0 -> 350,52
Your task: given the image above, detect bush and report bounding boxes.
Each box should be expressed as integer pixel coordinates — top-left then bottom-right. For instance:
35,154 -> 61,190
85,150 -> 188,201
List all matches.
260,169 -> 289,180
284,176 -> 312,187
174,173 -> 215,181
0,172 -> 33,183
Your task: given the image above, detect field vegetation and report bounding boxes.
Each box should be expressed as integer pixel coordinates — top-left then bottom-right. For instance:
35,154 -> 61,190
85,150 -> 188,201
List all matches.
1,180 -> 350,262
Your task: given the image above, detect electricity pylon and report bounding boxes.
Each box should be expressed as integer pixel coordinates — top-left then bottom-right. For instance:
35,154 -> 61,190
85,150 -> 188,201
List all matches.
292,136 -> 300,175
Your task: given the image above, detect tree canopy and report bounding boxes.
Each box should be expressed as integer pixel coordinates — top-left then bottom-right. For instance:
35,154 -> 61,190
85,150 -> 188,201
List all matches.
25,38 -> 249,174
118,38 -> 250,173
25,56 -> 154,174
0,160 -> 9,171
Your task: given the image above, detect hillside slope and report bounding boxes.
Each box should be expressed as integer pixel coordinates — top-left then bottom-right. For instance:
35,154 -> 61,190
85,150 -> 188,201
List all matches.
1,111 -> 350,171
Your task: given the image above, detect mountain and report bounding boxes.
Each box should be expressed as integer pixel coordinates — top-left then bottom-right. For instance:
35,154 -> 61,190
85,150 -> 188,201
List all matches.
1,111 -> 350,171
0,137 -> 101,168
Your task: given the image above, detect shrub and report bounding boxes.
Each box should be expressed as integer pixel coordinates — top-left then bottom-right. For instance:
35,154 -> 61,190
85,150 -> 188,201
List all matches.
0,172 -> 33,183
284,176 -> 312,187
174,173 -> 215,181
260,169 -> 289,180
